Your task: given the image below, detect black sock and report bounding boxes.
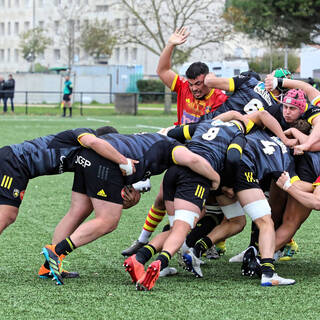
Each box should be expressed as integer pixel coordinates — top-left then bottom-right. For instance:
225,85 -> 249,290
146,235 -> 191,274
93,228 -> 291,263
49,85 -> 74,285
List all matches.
249,222 -> 259,249
63,107 -> 66,116
156,251 -> 171,270
55,237 -> 76,256
194,236 -> 213,258
136,244 -> 156,265
69,108 -> 72,117
186,215 -> 219,248
260,258 -> 275,277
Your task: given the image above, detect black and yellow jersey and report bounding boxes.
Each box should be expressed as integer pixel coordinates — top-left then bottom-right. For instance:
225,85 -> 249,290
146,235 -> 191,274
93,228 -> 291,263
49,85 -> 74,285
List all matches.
242,128 -> 297,181
201,75 -> 278,119
99,132 -> 181,184
168,119 -> 246,174
9,128 -> 96,178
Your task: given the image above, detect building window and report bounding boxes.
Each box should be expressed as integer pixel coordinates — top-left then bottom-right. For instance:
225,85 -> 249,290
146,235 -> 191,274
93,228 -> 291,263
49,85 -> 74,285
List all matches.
24,0 -> 31,8
14,49 -> 19,62
24,21 -> 30,31
7,22 -> 11,35
234,47 -> 243,58
0,49 -> 4,62
131,47 -> 137,61
14,22 -> 19,34
8,0 -> 11,8
115,47 -> 120,63
7,49 -> 11,62
95,5 -> 108,11
38,0 -> 43,7
0,23 -> 4,36
15,0 -> 19,7
54,49 -> 60,60
54,20 -> 59,32
0,0 -> 4,7
250,47 -> 258,58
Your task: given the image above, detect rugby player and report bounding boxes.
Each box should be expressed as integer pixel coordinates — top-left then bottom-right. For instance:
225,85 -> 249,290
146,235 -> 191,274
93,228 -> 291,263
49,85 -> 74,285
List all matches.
122,27 -> 228,258
41,131 -> 221,285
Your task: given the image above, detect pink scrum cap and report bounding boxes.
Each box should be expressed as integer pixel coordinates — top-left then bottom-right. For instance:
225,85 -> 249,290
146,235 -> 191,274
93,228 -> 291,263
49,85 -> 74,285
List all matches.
283,89 -> 307,114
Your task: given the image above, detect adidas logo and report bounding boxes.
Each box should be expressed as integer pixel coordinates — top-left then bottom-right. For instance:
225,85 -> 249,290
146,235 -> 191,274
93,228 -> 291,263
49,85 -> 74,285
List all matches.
97,189 -> 107,197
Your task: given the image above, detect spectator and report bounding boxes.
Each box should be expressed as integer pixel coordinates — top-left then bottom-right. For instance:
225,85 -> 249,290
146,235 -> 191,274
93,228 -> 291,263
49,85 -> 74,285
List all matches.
3,74 -> 15,113
61,75 -> 73,117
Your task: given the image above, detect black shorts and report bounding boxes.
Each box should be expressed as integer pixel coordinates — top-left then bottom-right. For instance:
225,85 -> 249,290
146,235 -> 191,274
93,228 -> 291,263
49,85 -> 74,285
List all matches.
234,161 -> 260,193
63,94 -> 71,102
296,154 -> 317,183
163,165 -> 211,211
72,149 -> 125,204
0,146 -> 29,207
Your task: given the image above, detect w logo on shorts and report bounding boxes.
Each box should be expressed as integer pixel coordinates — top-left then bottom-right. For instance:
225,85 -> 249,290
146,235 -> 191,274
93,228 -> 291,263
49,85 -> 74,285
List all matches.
245,172 -> 254,183
194,185 -> 205,199
1,175 -> 13,189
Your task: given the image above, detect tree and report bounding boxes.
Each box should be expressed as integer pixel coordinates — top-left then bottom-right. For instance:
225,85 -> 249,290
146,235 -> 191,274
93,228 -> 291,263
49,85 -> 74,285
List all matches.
224,0 -> 320,47
52,0 -> 90,72
19,27 -> 52,63
249,51 -> 300,74
114,0 -> 233,112
80,20 -> 117,62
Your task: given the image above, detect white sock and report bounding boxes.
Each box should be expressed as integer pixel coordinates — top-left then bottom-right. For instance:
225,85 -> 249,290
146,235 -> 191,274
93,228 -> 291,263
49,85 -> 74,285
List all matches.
138,229 -> 152,243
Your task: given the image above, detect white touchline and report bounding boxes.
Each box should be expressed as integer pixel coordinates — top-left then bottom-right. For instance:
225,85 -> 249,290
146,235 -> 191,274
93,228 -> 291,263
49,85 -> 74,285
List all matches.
136,124 -> 163,130
86,118 -> 110,123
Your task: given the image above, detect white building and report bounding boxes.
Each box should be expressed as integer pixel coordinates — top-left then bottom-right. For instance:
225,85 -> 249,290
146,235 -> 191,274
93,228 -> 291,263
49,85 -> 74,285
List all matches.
0,0 -> 265,75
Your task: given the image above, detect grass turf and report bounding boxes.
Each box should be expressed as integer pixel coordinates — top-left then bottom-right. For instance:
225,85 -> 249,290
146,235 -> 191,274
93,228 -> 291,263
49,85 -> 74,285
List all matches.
0,114 -> 319,319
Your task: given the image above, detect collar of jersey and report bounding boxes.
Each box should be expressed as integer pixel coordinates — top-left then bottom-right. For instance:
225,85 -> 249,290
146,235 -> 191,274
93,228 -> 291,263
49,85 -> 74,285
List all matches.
203,88 -> 215,100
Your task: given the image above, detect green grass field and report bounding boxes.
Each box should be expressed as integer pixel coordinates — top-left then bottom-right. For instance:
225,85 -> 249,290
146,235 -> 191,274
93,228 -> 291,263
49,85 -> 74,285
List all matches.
0,113 -> 319,320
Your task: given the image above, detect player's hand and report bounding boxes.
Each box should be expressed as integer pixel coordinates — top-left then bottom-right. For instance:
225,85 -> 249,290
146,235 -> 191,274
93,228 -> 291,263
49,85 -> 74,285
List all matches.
293,144 -> 305,155
157,126 -> 175,136
122,186 -> 141,209
264,74 -> 276,91
282,137 -> 298,148
167,27 -> 190,46
119,158 -> 139,176
221,186 -> 235,199
276,172 -> 291,190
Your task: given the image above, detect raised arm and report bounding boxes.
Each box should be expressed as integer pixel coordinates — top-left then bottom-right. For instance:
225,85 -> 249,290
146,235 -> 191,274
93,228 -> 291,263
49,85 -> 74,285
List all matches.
156,27 -> 190,88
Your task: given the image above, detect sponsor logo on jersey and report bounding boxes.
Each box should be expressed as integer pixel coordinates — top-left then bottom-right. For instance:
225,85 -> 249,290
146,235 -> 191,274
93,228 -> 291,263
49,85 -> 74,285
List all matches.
195,185 -> 205,199
20,190 -> 25,200
75,156 -> 91,168
13,188 -> 20,198
97,189 -> 107,197
59,156 -> 66,174
253,82 -> 272,106
244,172 -> 258,183
270,136 -> 287,154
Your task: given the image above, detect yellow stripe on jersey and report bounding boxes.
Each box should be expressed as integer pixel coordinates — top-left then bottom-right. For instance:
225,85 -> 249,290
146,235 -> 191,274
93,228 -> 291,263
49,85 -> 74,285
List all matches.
1,175 -> 6,187
311,95 -> 320,106
77,133 -> 96,147
307,111 -> 320,124
229,78 -> 235,92
246,119 -> 255,134
290,175 -> 300,184
171,145 -> 188,164
195,185 -> 205,199
227,143 -> 242,154
183,125 -> 192,140
205,88 -> 215,100
1,175 -> 13,190
171,74 -> 179,92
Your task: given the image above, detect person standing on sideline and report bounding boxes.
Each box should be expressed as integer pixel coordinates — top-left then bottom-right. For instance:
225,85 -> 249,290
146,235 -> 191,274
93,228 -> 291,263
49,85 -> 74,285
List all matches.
3,74 -> 15,113
0,76 -> 5,112
61,75 -> 73,117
